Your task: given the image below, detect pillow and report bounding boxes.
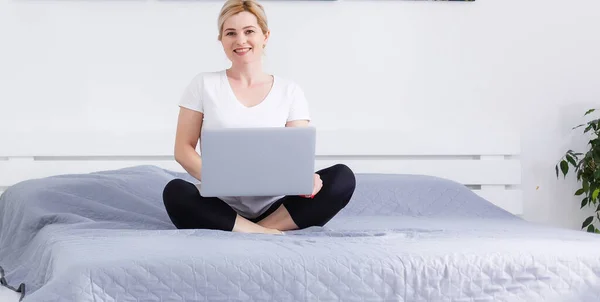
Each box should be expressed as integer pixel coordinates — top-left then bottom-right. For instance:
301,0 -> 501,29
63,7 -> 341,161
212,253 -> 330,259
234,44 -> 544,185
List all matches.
339,173 -> 519,220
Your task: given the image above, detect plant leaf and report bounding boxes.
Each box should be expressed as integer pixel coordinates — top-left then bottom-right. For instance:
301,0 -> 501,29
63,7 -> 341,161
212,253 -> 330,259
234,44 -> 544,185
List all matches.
585,109 -> 596,116
593,188 -> 600,201
591,184 -> 598,203
560,160 -> 569,177
581,197 -> 589,208
576,188 -> 585,196
555,165 -> 559,178
587,224 -> 595,233
582,216 -> 594,228
566,154 -> 577,167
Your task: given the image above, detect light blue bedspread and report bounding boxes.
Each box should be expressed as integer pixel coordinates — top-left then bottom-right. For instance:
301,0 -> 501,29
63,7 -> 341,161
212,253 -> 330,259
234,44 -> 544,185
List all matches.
2,165 -> 600,301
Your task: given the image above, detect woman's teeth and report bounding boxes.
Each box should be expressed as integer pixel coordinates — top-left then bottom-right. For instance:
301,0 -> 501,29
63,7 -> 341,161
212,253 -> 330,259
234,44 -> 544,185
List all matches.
234,48 -> 251,54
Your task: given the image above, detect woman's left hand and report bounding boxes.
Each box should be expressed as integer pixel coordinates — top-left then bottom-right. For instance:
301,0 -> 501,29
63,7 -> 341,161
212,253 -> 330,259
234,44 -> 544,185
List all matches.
303,173 -> 322,198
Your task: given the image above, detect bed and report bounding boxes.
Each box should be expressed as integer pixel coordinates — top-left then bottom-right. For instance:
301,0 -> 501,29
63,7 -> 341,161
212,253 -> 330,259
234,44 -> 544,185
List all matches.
2,129 -> 600,301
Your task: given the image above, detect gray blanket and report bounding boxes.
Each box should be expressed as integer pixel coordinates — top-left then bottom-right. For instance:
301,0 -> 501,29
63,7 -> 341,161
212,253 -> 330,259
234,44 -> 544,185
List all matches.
2,165 -> 600,301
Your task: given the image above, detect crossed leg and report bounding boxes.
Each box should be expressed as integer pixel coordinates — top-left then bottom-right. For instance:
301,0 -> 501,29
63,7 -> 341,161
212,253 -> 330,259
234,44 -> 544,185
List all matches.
162,164 -> 356,233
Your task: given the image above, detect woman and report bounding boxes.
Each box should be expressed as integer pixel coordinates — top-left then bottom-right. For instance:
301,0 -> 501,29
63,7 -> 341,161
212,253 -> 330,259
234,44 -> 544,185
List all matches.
162,0 -> 356,235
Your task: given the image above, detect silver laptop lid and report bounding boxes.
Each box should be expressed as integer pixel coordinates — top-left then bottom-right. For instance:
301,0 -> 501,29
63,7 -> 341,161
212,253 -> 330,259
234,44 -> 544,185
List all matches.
199,127 -> 316,197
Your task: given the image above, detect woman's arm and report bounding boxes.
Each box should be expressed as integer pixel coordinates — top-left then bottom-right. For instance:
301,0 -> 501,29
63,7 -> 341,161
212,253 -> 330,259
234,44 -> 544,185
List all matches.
174,107 -> 204,181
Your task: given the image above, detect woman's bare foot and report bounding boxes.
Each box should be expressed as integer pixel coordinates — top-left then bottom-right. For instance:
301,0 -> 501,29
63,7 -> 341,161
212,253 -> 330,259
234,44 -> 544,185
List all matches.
263,228 -> 284,235
232,215 -> 284,235
257,205 -> 298,231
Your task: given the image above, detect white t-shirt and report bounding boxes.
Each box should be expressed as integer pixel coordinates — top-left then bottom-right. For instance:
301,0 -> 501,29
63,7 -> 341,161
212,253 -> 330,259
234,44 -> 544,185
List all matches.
178,69 -> 311,219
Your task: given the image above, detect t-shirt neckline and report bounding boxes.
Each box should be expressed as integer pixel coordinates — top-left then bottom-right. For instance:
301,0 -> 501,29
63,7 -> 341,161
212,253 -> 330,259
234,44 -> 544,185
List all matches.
222,69 -> 276,110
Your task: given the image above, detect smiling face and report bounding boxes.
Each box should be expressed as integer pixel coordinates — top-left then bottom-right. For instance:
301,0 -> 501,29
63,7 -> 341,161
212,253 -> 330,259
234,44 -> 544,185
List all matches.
220,11 -> 269,66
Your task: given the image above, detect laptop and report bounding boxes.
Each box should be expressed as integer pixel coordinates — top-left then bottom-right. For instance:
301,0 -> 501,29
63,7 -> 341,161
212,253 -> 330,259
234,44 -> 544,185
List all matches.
199,126 -> 316,197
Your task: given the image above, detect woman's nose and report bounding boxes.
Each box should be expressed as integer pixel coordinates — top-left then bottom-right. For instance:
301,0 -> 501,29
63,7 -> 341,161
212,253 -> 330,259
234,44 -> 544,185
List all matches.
236,36 -> 247,45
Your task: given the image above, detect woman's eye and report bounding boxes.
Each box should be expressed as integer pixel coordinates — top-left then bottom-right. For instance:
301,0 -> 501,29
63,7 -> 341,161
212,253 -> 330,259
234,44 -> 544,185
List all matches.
245,30 -> 254,34
226,32 -> 235,36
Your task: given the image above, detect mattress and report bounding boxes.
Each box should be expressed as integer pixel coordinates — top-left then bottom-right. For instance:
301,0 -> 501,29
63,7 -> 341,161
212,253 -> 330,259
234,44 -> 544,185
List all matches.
1,165 -> 600,302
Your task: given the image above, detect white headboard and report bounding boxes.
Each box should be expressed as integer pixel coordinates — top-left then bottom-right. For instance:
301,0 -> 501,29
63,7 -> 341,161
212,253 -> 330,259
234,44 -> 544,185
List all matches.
0,128 -> 522,215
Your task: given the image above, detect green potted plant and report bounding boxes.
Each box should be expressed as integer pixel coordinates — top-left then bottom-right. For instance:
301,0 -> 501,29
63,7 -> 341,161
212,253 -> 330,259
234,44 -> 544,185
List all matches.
556,108 -> 600,233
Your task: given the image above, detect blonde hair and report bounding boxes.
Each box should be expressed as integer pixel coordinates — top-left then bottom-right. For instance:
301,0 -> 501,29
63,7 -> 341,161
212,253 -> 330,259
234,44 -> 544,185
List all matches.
217,0 -> 269,41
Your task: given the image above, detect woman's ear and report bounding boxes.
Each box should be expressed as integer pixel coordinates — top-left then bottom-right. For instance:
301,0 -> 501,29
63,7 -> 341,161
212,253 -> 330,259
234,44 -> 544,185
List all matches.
264,30 -> 270,45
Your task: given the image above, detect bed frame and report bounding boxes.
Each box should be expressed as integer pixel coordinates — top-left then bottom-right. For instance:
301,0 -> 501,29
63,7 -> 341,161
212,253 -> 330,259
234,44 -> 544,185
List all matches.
0,128 -> 522,215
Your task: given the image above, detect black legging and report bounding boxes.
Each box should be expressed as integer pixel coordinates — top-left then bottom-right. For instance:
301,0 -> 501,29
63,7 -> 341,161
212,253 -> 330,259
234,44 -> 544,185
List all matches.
162,164 -> 356,231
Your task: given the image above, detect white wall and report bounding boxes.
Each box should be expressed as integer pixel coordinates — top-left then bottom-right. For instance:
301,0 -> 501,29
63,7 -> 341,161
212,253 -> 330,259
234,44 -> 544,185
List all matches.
0,0 -> 599,230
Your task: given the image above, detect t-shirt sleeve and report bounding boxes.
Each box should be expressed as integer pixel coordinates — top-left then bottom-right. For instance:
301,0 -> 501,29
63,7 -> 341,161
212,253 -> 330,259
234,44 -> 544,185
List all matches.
287,84 -> 311,122
178,74 -> 204,113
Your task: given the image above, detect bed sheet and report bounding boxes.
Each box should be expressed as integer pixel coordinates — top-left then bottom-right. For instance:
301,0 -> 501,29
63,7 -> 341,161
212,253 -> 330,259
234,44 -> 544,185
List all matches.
1,165 -> 600,302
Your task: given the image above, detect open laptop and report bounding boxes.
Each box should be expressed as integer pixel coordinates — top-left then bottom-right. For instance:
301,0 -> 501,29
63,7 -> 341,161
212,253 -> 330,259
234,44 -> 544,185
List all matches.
199,126 -> 316,197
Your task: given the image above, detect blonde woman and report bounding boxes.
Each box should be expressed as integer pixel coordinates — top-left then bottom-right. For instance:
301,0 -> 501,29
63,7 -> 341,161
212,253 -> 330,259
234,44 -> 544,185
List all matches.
163,0 -> 356,235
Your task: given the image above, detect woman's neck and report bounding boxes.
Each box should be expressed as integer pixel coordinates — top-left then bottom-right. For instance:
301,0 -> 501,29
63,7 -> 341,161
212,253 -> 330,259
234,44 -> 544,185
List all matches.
227,63 -> 268,87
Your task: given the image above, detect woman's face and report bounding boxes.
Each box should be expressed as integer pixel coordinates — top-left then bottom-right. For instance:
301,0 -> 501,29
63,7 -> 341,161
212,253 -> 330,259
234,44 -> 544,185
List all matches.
220,11 -> 269,66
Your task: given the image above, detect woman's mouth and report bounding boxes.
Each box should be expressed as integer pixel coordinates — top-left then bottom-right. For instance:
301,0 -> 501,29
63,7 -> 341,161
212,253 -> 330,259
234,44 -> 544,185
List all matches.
234,48 -> 252,55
